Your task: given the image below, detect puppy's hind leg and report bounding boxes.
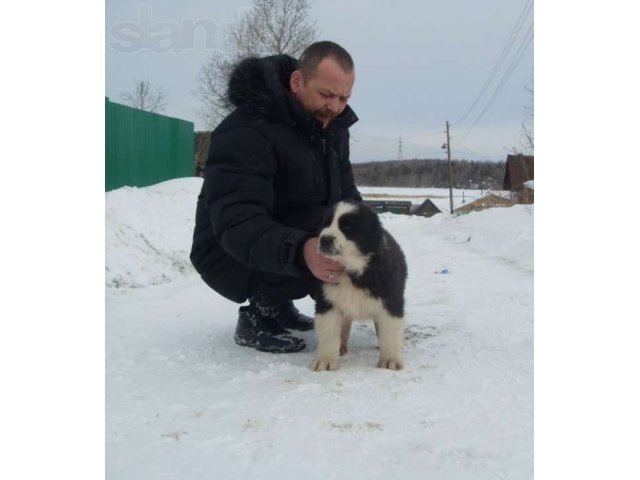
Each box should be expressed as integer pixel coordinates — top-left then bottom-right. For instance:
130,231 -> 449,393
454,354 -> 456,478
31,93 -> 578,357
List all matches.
311,310 -> 343,371
340,317 -> 353,356
375,315 -> 405,370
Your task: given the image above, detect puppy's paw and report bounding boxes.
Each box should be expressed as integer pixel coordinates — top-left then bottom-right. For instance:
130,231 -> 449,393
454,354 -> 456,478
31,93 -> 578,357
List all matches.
377,356 -> 404,370
339,344 -> 348,356
311,356 -> 340,371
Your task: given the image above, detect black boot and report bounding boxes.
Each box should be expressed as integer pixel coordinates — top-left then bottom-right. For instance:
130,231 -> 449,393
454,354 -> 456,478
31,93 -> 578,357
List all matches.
276,300 -> 314,331
234,305 -> 306,353
251,293 -> 314,332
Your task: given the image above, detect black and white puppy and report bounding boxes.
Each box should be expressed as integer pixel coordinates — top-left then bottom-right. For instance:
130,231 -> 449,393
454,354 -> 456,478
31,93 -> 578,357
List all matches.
311,200 -> 408,371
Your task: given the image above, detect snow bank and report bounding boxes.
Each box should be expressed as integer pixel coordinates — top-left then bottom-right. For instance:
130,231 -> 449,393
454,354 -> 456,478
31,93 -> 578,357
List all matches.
106,179 -> 533,288
105,178 -> 203,288
106,179 -> 532,288
426,205 -> 534,272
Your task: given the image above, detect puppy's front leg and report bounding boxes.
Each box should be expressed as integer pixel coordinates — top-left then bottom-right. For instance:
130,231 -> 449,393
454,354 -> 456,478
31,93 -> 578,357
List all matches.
311,310 -> 343,371
375,315 -> 405,370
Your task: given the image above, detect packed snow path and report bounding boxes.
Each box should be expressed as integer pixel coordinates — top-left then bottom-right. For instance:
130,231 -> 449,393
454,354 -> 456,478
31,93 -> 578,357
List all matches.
106,179 -> 533,479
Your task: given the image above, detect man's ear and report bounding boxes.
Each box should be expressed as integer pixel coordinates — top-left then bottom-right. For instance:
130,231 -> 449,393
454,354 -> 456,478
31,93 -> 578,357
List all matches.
290,70 -> 302,94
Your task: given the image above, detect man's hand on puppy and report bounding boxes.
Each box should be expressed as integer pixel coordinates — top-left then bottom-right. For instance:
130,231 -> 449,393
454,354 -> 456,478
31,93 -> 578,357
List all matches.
303,237 -> 344,283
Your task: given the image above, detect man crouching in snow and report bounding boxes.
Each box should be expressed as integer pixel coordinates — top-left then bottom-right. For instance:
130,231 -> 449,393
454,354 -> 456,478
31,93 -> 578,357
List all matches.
190,41 -> 361,353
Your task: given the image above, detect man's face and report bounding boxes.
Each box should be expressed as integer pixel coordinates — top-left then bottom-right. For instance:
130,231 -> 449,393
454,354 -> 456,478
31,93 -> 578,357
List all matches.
290,57 -> 355,128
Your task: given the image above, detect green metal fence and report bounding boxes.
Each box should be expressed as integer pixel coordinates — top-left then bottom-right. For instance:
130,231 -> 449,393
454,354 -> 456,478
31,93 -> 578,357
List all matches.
105,97 -> 194,191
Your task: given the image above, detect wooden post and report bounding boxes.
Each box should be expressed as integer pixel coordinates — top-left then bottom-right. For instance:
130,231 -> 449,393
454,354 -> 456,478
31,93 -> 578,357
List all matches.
446,121 -> 454,214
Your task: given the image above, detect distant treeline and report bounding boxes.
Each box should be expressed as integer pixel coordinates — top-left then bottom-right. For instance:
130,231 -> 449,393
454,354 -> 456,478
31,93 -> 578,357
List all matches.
352,159 -> 505,189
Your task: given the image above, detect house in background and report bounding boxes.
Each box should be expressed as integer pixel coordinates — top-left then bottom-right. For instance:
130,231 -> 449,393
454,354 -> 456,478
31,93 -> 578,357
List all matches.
503,154 -> 534,204
412,199 -> 441,217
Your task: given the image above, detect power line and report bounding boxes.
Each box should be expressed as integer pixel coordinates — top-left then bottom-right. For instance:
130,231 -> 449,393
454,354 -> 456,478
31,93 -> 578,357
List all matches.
457,23 -> 533,145
452,0 -> 534,127
456,23 -> 534,147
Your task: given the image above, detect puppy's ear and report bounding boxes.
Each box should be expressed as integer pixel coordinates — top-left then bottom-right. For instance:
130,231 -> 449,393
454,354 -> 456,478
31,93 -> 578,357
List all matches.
361,203 -> 382,229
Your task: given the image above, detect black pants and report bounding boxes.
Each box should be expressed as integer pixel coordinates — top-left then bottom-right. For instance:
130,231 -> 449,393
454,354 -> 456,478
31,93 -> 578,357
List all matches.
200,257 -> 313,304
249,271 -> 313,302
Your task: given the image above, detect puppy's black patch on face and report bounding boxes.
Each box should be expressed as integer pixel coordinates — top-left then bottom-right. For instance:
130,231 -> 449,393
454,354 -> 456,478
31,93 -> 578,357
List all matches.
338,205 -> 382,255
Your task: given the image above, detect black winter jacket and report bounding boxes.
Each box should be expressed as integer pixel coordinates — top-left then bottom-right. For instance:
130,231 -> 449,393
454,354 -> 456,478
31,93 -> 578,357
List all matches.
190,54 -> 361,303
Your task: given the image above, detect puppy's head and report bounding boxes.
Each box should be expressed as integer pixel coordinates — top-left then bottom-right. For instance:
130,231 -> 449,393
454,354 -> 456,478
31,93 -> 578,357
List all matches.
317,201 -> 382,275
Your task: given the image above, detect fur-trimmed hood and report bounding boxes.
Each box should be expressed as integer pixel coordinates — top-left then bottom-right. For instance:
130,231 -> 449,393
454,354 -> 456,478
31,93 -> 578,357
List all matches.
227,55 -> 297,122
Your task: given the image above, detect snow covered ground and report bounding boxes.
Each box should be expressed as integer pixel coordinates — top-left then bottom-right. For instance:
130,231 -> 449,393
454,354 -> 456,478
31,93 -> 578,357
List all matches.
106,178 -> 533,479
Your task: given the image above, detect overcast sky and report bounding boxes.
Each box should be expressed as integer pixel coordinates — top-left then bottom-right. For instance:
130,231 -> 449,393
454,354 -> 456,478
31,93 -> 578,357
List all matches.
105,0 -> 534,162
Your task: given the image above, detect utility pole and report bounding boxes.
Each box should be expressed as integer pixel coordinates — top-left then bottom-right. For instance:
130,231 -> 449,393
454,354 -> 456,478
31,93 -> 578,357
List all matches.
446,121 -> 454,214
398,136 -> 403,160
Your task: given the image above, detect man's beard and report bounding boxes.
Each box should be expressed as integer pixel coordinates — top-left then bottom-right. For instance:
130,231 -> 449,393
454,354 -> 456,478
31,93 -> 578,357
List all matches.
313,108 -> 337,125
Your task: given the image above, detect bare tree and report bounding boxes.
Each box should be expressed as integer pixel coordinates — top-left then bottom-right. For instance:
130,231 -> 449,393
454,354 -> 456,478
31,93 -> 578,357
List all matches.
196,52 -> 234,129
228,0 -> 318,57
196,0 -> 318,128
120,79 -> 167,113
